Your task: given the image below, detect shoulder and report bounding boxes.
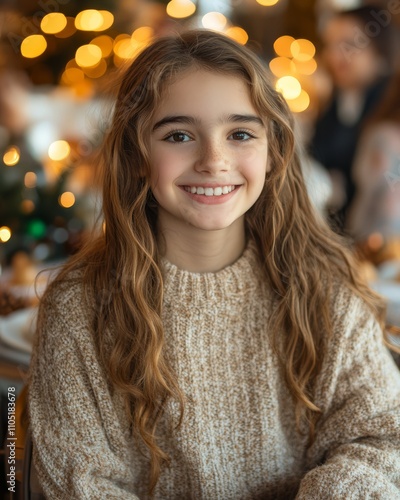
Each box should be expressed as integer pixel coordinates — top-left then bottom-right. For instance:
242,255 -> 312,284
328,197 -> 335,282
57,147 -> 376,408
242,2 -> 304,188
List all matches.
35,267 -> 100,355
329,278 -> 378,331
325,278 -> 388,366
29,267 -> 105,387
39,268 -> 90,322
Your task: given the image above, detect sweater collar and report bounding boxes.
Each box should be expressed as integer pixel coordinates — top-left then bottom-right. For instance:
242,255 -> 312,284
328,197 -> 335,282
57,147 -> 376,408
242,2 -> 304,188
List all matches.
161,239 -> 264,305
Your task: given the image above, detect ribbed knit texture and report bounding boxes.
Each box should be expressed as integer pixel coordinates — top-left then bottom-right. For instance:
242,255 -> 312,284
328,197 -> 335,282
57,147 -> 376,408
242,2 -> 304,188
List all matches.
28,240 -> 400,499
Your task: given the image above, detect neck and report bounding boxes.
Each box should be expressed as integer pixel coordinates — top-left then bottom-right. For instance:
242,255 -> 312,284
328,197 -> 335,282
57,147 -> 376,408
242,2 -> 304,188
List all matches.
158,217 -> 247,273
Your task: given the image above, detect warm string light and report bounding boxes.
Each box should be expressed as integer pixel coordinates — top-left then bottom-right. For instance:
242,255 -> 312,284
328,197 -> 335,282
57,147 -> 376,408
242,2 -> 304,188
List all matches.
21,35 -> 47,58
59,192 -> 76,208
75,10 -> 103,31
83,59 -> 107,79
75,44 -> 102,68
256,0 -> 280,5
276,76 -> 301,100
270,35 -> 316,113
3,146 -> 20,166
225,27 -> 248,45
21,200 -> 35,214
41,13 -> 67,34
90,35 -> 114,58
166,0 -> 196,19
48,140 -> 70,161
54,17 -> 76,38
202,12 -> 227,31
112,28 -> 154,64
75,10 -> 114,32
24,172 -> 37,188
0,226 -> 11,243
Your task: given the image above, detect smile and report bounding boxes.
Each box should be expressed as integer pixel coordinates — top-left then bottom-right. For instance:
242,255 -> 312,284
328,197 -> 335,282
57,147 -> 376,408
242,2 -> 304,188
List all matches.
183,185 -> 236,196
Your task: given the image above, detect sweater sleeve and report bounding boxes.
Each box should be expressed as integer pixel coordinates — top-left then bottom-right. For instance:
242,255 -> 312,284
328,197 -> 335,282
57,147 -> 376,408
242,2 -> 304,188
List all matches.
296,292 -> 400,499
27,279 -> 140,500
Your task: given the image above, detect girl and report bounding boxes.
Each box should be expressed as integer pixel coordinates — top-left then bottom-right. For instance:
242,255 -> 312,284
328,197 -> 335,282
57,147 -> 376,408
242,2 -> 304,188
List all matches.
28,30 -> 400,499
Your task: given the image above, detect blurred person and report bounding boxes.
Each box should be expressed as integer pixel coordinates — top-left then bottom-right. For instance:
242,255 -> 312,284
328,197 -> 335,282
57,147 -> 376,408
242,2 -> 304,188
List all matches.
347,70 -> 400,246
309,5 -> 394,231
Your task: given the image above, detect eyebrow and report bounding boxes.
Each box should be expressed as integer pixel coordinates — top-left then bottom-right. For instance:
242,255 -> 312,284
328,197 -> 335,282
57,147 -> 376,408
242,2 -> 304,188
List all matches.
152,114 -> 265,131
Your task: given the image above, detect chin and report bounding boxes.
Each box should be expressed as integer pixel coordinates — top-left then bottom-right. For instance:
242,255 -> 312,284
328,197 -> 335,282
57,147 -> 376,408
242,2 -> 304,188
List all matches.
187,217 -> 238,232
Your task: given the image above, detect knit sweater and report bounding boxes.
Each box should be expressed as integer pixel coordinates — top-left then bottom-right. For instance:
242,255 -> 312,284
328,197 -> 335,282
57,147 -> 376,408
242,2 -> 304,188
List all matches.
28,240 -> 400,499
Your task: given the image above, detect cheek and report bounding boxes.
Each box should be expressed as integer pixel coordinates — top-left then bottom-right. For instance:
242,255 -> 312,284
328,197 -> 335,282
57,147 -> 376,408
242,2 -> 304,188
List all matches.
240,147 -> 269,177
150,150 -> 182,188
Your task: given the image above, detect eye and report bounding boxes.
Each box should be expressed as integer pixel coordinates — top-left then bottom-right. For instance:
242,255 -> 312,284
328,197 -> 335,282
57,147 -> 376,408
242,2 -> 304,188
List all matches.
229,130 -> 256,141
164,131 -> 192,143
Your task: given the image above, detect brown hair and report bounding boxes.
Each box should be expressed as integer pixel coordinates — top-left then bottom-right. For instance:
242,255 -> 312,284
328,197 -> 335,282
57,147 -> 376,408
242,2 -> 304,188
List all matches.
40,30 -> 387,494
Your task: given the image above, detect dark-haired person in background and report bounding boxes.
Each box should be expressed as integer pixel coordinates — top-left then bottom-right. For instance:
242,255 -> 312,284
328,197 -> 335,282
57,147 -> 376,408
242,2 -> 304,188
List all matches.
309,5 -> 395,232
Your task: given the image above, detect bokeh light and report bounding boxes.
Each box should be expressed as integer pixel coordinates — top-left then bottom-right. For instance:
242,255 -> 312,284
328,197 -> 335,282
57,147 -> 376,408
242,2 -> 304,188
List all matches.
75,10 -> 103,31
225,27 -> 248,45
21,35 -> 47,58
256,0 -> 279,6
166,0 -> 196,19
290,39 -> 316,62
367,232 -> 384,251
0,226 -> 11,243
59,192 -> 76,208
55,17 -> 77,38
202,12 -> 227,31
48,140 -> 70,161
113,36 -> 136,59
24,172 -> 37,188
286,89 -> 310,113
83,59 -> 107,78
21,200 -> 35,214
53,227 -> 69,243
292,58 -> 317,76
275,76 -> 301,100
269,57 -> 296,77
94,11 -> 114,31
132,27 -> 154,43
75,44 -> 102,68
273,36 -> 295,58
61,67 -> 85,85
41,13 -> 67,34
90,35 -> 114,57
3,146 -> 20,166
27,220 -> 46,239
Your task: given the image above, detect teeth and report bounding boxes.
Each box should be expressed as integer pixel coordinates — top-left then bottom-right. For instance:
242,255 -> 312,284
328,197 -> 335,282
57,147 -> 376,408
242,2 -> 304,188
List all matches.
184,185 -> 236,196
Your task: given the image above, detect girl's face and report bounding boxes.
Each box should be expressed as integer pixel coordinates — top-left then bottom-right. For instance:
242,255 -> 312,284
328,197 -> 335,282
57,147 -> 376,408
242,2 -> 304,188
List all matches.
149,68 -> 270,237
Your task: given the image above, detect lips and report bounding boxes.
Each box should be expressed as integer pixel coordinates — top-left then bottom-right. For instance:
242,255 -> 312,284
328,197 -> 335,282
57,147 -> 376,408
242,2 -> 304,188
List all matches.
183,185 -> 236,196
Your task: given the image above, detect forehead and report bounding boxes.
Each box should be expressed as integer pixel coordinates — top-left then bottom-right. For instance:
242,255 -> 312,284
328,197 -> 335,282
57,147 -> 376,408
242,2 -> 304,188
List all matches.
156,68 -> 256,117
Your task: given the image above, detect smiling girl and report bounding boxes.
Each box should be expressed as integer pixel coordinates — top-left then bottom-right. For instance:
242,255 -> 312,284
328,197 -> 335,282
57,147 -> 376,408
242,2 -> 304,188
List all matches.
28,30 -> 400,499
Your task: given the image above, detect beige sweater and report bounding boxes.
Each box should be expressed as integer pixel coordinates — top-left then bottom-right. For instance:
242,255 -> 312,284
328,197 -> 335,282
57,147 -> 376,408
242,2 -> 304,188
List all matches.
28,241 -> 400,499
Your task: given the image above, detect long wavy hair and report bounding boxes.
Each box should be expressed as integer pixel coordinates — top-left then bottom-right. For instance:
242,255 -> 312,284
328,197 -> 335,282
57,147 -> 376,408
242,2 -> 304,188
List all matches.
40,30 -> 388,494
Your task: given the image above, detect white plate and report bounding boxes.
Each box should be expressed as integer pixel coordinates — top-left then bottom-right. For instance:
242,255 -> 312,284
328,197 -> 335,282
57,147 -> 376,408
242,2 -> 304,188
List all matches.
0,308 -> 37,353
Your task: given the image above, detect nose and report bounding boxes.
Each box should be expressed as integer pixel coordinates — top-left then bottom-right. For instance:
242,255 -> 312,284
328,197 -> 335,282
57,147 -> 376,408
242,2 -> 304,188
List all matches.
194,139 -> 230,174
